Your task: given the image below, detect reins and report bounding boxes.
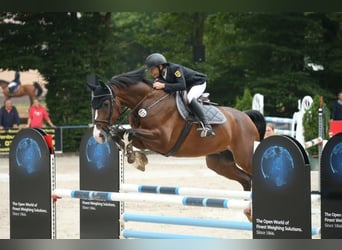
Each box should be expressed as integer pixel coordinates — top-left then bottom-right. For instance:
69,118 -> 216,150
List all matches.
94,82 -> 170,130
112,88 -> 170,128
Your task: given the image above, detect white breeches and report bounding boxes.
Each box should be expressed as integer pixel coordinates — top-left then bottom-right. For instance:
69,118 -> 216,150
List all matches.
187,82 -> 206,102
8,82 -> 18,88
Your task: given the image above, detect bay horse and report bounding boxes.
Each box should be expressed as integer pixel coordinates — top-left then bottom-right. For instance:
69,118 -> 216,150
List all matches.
0,79 -> 43,105
88,67 -> 266,191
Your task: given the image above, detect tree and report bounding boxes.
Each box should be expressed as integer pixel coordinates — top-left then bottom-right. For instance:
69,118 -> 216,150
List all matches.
0,12 -> 121,151
235,88 -> 253,111
1,12 -> 342,151
39,13 -> 122,151
303,95 -> 330,155
204,13 -> 341,116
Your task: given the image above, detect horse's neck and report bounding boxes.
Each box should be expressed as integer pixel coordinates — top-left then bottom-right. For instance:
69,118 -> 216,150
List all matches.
0,82 -> 8,89
114,84 -> 152,109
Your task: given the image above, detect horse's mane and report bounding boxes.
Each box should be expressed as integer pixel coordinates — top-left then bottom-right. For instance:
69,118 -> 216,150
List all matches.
109,67 -> 152,88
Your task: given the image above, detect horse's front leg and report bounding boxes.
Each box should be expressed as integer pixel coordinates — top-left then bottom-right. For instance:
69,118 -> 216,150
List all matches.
122,132 -> 135,163
108,127 -> 137,164
122,131 -> 148,171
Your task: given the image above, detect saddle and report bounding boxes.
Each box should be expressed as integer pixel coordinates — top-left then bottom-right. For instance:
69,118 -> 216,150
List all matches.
175,91 -> 226,124
163,91 -> 226,156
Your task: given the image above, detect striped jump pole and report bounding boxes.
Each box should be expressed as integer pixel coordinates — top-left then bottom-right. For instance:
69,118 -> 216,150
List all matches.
120,184 -> 252,200
304,137 -> 323,149
274,129 -> 293,136
53,189 -> 250,209
265,116 -> 295,136
265,116 -> 293,124
120,184 -> 321,202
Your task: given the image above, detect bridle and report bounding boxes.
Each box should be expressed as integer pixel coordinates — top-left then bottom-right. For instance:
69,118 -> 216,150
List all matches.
93,83 -> 170,130
93,83 -> 117,126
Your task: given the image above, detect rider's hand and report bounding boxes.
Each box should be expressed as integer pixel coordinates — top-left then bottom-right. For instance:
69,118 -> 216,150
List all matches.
153,81 -> 165,90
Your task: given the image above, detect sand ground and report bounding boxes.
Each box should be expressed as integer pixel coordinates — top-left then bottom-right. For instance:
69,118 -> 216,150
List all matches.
0,153 -> 321,239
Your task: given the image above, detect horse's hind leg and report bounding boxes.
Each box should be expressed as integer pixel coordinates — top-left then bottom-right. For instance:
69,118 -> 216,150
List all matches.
206,150 -> 251,191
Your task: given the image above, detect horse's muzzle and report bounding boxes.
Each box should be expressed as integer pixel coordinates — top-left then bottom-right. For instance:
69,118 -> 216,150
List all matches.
93,126 -> 108,144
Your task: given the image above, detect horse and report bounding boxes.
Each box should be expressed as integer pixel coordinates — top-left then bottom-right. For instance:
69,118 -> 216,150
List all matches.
88,67 -> 266,191
0,79 -> 43,105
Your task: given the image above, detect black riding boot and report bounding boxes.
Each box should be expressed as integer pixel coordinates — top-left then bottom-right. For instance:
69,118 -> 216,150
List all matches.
189,99 -> 215,137
8,86 -> 15,97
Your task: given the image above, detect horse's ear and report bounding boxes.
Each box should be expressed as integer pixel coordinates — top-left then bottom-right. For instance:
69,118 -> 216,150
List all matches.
99,81 -> 107,88
86,82 -> 96,91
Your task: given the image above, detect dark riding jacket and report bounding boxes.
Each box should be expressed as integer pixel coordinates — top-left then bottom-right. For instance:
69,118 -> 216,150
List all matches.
159,63 -> 206,93
13,71 -> 20,83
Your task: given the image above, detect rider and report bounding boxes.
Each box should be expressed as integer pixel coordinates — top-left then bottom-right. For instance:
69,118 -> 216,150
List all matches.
8,71 -> 21,97
145,53 -> 215,137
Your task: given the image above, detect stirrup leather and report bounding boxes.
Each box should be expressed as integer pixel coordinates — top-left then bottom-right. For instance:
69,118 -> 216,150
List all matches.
196,122 -> 215,137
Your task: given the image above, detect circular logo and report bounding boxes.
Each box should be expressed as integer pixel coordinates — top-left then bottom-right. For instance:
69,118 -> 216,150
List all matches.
260,145 -> 295,188
16,138 -> 42,174
329,142 -> 342,176
138,108 -> 147,118
174,70 -> 181,78
85,136 -> 111,170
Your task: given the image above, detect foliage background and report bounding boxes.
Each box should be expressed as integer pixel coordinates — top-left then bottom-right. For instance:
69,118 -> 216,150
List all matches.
0,12 -> 341,151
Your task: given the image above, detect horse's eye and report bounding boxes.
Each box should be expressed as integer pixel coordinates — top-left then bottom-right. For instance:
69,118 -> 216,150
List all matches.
103,101 -> 110,108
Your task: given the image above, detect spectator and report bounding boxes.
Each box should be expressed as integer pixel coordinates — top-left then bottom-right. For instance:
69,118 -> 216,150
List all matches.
265,123 -> 276,138
0,99 -> 20,129
27,99 -> 55,128
332,90 -> 342,120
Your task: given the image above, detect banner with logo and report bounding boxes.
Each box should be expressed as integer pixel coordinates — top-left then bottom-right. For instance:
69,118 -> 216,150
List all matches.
79,128 -> 121,238
9,128 -> 54,238
252,135 -> 311,239
321,132 -> 342,238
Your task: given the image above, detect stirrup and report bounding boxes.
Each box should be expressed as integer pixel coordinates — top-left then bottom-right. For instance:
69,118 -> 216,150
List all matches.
196,127 -> 215,137
196,122 -> 215,137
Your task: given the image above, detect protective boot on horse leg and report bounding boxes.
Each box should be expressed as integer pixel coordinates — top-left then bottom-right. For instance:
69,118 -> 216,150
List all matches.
189,98 -> 215,137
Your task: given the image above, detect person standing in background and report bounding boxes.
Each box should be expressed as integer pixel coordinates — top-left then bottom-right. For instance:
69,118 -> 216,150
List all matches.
265,123 -> 276,138
27,99 -> 55,128
0,99 -> 20,129
332,90 -> 342,120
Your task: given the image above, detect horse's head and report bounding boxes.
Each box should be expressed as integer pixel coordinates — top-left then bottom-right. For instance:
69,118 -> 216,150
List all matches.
0,79 -> 9,88
88,81 -> 121,144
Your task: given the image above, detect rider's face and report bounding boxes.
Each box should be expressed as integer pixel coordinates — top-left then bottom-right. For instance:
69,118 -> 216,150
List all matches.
149,66 -> 161,78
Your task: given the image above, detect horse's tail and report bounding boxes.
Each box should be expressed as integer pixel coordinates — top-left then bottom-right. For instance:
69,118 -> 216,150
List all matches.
33,82 -> 43,97
244,109 -> 266,141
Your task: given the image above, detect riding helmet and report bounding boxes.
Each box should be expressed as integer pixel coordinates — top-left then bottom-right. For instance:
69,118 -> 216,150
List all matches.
145,53 -> 167,69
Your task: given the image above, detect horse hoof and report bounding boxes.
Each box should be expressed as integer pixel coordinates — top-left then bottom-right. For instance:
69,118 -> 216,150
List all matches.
127,154 -> 136,164
134,163 -> 145,172
133,152 -> 148,172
